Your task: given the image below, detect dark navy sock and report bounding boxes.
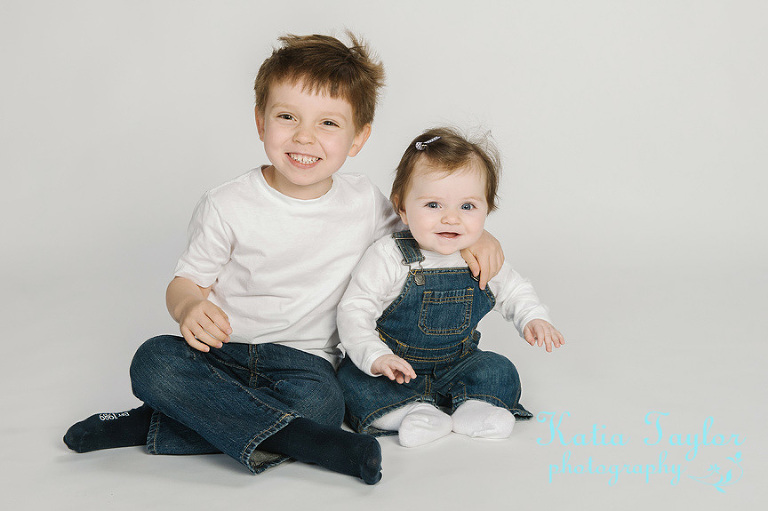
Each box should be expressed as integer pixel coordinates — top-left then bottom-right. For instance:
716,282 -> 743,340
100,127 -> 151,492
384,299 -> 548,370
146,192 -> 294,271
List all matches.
63,404 -> 153,453
258,417 -> 382,484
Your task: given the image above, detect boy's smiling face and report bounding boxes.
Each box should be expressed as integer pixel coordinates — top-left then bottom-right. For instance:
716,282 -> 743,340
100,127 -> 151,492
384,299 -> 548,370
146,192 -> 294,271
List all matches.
256,79 -> 371,200
398,160 -> 489,255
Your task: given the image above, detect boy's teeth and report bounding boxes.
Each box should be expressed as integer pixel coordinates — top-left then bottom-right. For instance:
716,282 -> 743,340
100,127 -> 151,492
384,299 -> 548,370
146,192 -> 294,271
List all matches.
289,153 -> 320,164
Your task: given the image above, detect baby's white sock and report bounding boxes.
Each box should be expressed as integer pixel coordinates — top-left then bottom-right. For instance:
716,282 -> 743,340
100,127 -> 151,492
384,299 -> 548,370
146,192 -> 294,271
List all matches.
451,400 -> 515,439
398,403 -> 453,448
370,402 -> 421,431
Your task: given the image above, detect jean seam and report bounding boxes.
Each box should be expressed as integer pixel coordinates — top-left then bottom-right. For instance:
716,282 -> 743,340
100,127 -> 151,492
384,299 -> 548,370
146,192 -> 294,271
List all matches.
241,413 -> 296,471
203,356 -> 288,417
377,274 -> 412,323
146,411 -> 161,454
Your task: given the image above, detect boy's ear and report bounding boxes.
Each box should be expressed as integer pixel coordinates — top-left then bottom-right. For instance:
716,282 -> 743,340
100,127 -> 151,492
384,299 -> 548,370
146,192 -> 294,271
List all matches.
347,124 -> 372,157
255,107 -> 265,141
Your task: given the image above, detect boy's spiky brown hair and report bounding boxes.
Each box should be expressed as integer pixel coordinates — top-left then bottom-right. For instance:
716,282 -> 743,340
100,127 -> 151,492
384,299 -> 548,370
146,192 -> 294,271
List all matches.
254,32 -> 385,131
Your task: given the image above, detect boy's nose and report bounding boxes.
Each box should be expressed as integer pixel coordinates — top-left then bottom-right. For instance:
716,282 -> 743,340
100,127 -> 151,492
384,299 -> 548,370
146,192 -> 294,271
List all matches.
293,125 -> 315,144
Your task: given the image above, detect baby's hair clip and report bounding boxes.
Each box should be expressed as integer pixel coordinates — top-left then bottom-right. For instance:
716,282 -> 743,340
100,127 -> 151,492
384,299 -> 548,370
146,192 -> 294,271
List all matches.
415,136 -> 441,151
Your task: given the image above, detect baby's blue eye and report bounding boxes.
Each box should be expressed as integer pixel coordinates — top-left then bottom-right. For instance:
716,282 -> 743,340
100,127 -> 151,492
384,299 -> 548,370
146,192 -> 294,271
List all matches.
461,203 -> 475,211
426,202 -> 439,209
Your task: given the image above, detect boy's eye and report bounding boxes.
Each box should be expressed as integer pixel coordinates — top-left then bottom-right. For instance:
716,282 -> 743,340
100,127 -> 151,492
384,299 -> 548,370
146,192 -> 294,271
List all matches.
322,120 -> 340,127
426,202 -> 439,209
277,114 -> 295,121
461,203 -> 475,211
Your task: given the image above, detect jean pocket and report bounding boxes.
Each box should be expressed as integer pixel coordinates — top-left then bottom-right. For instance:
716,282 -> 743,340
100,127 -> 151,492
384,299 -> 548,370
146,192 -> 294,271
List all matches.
419,288 -> 473,335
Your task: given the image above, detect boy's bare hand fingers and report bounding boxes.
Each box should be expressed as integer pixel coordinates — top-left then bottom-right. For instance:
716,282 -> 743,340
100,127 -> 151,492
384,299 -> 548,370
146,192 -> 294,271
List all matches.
181,326 -> 210,352
205,304 -> 232,337
199,315 -> 228,343
466,257 -> 481,284
476,253 -> 491,290
189,324 -> 224,349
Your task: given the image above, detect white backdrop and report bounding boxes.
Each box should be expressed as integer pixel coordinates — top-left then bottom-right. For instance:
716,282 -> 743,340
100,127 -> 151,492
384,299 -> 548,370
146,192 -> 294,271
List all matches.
1,1 -> 766,509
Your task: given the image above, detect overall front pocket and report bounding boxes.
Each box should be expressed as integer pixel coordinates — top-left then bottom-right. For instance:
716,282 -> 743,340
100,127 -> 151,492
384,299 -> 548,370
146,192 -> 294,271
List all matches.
419,288 -> 473,335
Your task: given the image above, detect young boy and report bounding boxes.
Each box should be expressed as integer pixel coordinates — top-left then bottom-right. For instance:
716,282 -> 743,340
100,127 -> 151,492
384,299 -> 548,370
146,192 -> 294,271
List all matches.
64,34 -> 503,484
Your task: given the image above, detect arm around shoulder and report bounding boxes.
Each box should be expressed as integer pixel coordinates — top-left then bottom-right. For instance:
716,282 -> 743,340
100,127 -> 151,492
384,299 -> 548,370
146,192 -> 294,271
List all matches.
460,230 -> 504,290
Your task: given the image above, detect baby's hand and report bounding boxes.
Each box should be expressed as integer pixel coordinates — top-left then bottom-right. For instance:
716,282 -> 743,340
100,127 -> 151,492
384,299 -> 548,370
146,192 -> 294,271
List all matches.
523,319 -> 565,353
178,299 -> 232,352
371,354 -> 417,384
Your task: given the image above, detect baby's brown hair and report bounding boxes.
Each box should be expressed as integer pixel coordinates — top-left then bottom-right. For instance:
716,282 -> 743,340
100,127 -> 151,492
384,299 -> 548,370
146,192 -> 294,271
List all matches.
391,127 -> 501,213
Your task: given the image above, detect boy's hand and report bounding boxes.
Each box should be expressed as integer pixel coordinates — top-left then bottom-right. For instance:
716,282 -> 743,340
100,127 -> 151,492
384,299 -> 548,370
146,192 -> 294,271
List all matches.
523,319 -> 565,353
178,299 -> 232,352
460,230 -> 504,290
371,354 -> 417,384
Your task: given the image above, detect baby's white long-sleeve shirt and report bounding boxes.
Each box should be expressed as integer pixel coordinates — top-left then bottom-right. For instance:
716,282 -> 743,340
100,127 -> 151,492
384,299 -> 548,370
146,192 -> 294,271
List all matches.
337,235 -> 552,376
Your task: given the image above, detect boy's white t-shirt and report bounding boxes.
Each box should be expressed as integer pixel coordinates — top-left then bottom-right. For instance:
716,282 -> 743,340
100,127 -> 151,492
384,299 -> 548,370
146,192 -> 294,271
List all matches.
337,235 -> 553,376
174,167 -> 400,365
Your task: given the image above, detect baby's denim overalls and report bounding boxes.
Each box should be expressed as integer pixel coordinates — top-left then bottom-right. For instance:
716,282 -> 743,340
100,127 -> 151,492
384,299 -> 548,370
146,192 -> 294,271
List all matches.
338,230 -> 532,436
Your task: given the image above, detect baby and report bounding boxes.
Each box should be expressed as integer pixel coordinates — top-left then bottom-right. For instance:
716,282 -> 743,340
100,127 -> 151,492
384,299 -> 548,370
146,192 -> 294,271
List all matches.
336,127 -> 565,447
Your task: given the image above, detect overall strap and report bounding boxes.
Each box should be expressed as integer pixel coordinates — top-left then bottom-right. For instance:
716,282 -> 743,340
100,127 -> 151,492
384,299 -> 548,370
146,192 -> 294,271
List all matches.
391,230 -> 424,265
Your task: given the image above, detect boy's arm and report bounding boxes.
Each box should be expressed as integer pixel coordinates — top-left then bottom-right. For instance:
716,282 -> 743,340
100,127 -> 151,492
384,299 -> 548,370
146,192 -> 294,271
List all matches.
166,276 -> 231,352
169,191 -> 235,352
460,230 -> 505,290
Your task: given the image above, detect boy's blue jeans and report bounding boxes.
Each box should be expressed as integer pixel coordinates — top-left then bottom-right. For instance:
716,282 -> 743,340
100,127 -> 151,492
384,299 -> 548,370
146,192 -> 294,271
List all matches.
129,335 -> 345,473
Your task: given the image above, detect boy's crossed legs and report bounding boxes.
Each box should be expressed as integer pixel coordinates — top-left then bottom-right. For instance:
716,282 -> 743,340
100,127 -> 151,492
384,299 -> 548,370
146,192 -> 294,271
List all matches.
65,336 -> 381,484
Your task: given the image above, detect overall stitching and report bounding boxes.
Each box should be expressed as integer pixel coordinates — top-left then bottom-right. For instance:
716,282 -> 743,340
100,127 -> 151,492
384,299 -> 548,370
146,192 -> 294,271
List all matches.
418,288 -> 474,335
377,274 -> 413,322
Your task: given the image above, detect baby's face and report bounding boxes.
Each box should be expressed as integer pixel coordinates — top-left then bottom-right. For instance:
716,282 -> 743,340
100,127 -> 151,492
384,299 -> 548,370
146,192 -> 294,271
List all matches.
398,161 -> 488,255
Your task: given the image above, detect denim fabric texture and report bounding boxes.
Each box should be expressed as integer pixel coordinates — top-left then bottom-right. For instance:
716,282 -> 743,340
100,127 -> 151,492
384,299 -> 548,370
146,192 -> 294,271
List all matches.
337,230 -> 532,436
130,336 -> 345,473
